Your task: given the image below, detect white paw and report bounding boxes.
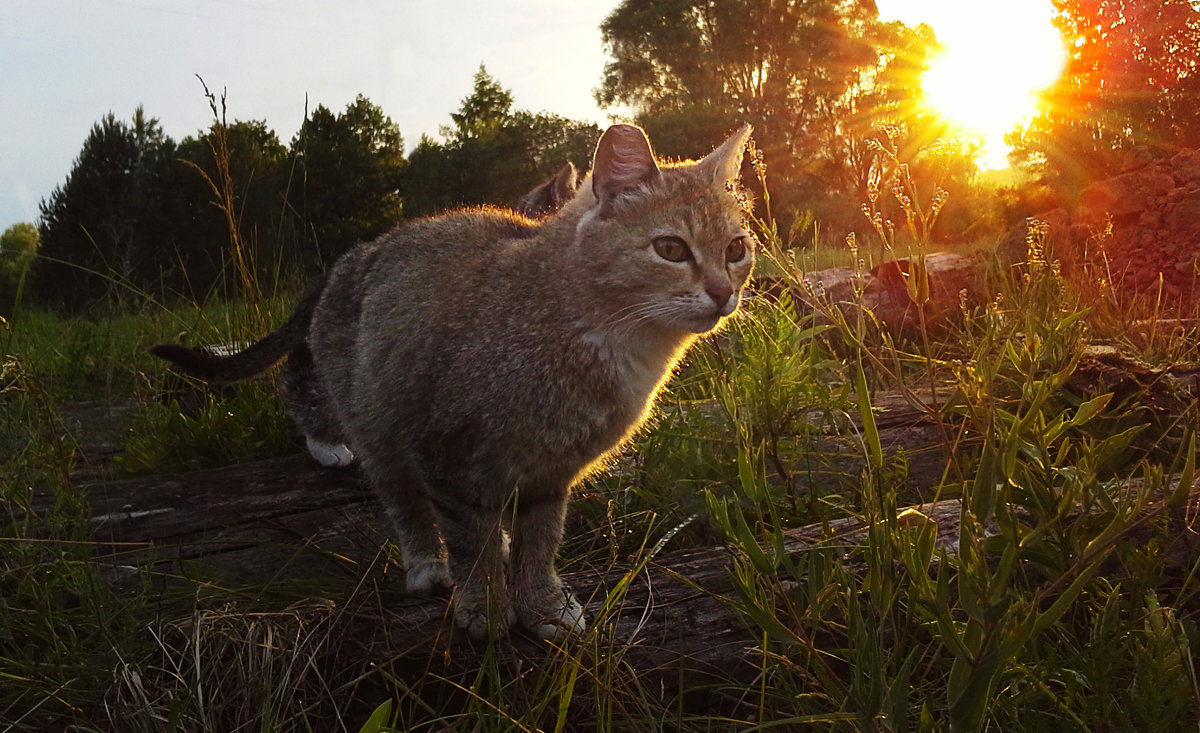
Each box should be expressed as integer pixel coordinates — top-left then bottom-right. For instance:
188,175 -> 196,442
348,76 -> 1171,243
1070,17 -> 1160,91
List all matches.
525,589 -> 586,642
405,558 -> 451,595
305,437 -> 355,467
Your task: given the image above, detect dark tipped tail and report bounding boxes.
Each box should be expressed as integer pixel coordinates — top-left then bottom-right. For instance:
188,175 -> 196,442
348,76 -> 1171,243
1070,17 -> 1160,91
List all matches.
150,275 -> 327,383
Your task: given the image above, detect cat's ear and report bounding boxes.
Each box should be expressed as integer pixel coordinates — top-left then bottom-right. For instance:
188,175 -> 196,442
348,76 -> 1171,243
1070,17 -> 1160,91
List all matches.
516,162 -> 578,217
591,125 -> 662,214
552,162 -> 578,201
700,124 -> 752,187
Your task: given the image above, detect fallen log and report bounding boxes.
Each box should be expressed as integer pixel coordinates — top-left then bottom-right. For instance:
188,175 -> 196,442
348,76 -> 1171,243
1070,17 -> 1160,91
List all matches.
72,451 -> 1200,714
756,251 -> 983,336
30,366 -> 1195,725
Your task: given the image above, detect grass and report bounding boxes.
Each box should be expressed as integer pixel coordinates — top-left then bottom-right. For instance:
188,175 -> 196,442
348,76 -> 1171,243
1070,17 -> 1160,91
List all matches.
3,138 -> 1200,730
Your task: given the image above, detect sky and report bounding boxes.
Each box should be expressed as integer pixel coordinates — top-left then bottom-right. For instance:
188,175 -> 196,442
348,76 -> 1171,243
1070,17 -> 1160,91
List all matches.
0,0 -> 1064,235
0,0 -> 617,233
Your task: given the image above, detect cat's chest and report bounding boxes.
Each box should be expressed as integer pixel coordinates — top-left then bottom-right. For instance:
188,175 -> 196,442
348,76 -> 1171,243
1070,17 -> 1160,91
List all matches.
581,330 -> 681,407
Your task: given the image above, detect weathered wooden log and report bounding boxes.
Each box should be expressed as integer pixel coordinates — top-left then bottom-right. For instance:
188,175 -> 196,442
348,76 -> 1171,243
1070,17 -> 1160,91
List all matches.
37,370 -> 1198,723
75,451 -> 1200,706
761,251 -> 982,335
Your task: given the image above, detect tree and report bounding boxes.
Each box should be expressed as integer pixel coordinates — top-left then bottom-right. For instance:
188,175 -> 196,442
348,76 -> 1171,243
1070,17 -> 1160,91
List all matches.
598,0 -> 877,159
33,101 -> 303,309
34,108 -> 176,310
290,95 -> 407,263
448,66 -> 514,141
403,66 -> 600,218
175,119 -> 290,300
0,222 -> 39,315
1010,0 -> 1200,196
595,0 -> 971,237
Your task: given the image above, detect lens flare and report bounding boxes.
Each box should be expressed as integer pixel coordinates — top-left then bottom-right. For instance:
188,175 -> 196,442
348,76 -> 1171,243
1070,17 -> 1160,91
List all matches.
880,0 -> 1068,169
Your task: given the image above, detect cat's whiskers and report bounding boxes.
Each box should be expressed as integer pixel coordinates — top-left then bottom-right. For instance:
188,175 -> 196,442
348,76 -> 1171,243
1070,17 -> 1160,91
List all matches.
599,299 -> 681,340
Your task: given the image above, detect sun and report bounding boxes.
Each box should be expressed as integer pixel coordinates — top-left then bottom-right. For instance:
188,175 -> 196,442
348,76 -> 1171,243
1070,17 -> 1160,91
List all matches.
911,2 -> 1068,169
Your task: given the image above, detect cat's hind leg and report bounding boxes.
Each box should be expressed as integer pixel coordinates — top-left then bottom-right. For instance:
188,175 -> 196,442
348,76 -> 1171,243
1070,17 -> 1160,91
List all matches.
358,453 -> 452,596
510,486 -> 586,641
281,343 -> 356,467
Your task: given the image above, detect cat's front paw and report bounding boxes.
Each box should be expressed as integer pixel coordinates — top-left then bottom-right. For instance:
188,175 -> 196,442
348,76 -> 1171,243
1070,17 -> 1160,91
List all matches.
519,586 -> 586,642
404,558 -> 451,595
305,437 -> 355,467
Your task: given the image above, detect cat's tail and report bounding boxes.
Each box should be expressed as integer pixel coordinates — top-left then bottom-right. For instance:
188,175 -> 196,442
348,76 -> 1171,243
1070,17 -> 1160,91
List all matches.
150,274 -> 326,383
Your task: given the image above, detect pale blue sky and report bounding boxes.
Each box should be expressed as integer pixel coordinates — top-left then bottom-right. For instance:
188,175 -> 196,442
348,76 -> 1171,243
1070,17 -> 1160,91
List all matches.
1,0 -> 621,232
1,0 -> 929,234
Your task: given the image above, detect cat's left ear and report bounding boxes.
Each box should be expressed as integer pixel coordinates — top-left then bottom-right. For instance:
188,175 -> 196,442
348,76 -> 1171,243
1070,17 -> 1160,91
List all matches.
700,124 -> 752,187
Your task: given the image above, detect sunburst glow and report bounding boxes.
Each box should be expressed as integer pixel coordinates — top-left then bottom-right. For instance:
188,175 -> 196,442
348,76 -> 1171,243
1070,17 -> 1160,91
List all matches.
888,1 -> 1068,169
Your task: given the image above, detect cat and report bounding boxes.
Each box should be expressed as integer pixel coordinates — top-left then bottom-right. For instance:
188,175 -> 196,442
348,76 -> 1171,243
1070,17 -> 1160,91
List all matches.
151,123 -> 755,641
515,162 -> 577,218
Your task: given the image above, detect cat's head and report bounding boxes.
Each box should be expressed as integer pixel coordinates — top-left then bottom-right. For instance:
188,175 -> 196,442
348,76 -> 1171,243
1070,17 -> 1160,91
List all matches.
570,124 -> 755,337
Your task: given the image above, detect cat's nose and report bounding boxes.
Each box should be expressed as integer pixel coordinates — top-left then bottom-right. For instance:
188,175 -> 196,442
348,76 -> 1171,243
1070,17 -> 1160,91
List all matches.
705,281 -> 734,309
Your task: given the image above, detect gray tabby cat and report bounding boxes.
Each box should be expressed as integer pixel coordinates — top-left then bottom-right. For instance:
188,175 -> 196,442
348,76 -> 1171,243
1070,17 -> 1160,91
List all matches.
515,162 -> 577,218
151,124 -> 755,640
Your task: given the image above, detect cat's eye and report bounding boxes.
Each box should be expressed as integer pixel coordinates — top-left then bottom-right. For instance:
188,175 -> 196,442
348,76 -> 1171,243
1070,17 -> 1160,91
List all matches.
652,236 -> 692,263
726,236 -> 750,263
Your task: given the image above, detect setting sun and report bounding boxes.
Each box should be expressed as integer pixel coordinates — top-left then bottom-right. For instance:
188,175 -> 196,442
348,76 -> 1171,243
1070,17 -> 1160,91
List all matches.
881,0 -> 1068,169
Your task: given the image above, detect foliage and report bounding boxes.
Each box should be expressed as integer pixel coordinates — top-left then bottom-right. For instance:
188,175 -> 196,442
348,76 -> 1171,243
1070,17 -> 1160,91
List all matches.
1010,0 -> 1200,195
0,352 -> 142,730
597,0 -> 878,149
119,382 -> 296,476
290,95 -> 407,264
31,101 -> 297,310
572,296 -> 852,556
404,66 -> 600,218
34,108 -> 179,311
30,71 -> 606,312
695,142 -> 1200,731
596,0 -> 982,239
176,113 -> 290,302
0,222 -> 38,315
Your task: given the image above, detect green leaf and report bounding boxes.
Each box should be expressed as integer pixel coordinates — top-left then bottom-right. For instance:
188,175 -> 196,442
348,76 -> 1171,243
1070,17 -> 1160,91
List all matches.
554,663 -> 579,733
932,561 -> 973,662
1068,392 -> 1112,428
737,443 -> 765,503
1167,431 -> 1196,510
969,439 -> 999,524
1030,550 -> 1111,640
988,540 -> 1018,606
1092,425 -> 1144,475
357,699 -> 393,733
854,356 -> 883,471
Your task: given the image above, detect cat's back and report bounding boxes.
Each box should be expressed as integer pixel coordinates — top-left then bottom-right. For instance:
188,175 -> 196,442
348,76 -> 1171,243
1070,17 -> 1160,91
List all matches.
316,206 -> 543,322
380,206 -> 539,264
368,207 -> 543,304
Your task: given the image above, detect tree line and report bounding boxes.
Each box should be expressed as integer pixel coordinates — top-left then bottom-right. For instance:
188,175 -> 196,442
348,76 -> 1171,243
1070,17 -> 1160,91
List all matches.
23,67 -> 597,312
596,0 -> 1200,233
8,0 -> 1196,313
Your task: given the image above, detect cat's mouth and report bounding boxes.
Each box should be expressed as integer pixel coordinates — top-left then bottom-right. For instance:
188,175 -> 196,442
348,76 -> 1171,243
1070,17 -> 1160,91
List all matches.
676,295 -> 739,333
682,310 -> 727,333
